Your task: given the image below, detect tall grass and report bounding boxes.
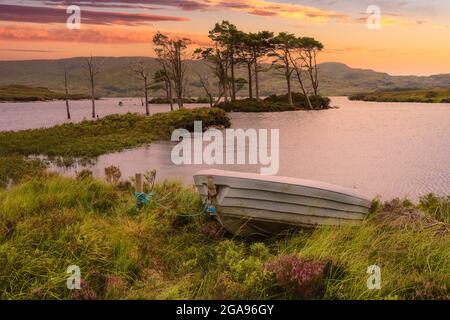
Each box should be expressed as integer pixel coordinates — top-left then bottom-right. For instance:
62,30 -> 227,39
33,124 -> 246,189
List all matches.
0,175 -> 448,300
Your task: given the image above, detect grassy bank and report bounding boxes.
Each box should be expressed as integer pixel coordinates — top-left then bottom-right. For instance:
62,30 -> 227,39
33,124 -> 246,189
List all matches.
217,94 -> 330,112
0,85 -> 89,102
0,174 -> 448,299
349,89 -> 450,103
0,108 -> 230,164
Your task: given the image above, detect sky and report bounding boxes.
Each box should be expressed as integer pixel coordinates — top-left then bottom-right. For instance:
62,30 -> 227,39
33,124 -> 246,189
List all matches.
0,0 -> 449,75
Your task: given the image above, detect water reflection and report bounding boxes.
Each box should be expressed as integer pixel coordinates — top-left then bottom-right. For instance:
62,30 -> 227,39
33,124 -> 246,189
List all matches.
48,97 -> 450,200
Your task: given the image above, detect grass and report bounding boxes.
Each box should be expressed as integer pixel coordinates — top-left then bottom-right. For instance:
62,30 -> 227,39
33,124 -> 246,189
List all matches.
0,108 -> 230,165
349,88 -> 450,103
0,174 -> 448,300
0,85 -> 89,102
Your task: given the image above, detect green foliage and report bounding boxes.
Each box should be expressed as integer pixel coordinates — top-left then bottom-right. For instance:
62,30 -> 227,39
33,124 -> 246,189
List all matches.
0,108 -> 230,164
216,94 -> 330,112
0,175 -> 448,300
265,93 -> 331,109
217,99 -> 298,112
0,85 -> 88,102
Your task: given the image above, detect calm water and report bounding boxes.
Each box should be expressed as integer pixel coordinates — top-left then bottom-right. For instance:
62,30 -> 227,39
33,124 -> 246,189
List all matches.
0,98 -> 205,131
2,97 -> 449,200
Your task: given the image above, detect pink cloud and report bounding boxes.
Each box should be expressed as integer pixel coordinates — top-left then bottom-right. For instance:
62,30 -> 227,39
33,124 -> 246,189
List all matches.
0,4 -> 189,26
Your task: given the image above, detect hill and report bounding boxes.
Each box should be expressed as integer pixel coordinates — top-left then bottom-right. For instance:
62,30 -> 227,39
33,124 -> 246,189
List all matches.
0,84 -> 89,102
0,57 -> 449,98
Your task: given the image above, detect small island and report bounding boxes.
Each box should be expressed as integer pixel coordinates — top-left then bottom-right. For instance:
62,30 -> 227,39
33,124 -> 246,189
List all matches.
217,93 -> 330,112
349,88 -> 450,103
0,85 -> 89,102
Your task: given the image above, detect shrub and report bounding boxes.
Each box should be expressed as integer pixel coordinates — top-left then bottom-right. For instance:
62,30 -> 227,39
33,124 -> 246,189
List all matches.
216,99 -> 297,112
265,93 -> 330,110
266,254 -> 328,299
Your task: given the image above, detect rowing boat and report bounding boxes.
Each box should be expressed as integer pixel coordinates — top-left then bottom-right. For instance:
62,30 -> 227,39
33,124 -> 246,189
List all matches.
193,169 -> 372,237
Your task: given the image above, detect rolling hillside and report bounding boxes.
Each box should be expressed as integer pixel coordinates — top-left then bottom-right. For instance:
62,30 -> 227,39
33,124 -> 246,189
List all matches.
0,57 -> 449,98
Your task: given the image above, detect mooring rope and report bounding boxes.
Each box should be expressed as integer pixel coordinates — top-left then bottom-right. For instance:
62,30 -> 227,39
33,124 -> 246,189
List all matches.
133,190 -> 217,217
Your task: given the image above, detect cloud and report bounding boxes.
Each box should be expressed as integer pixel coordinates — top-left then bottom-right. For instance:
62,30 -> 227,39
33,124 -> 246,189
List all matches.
0,4 -> 189,26
0,24 -> 210,45
27,0 -> 349,22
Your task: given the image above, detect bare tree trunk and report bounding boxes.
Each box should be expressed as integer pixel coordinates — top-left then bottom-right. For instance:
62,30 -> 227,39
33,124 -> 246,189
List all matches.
64,68 -> 71,120
247,62 -> 253,99
168,81 -> 174,111
254,61 -> 260,101
223,76 -> 229,103
294,69 -> 313,110
90,78 -> 96,118
286,61 -> 293,106
230,54 -> 236,101
144,76 -> 149,115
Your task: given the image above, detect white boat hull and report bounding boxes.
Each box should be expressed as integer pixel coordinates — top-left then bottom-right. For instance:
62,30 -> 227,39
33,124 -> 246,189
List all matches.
194,169 -> 372,237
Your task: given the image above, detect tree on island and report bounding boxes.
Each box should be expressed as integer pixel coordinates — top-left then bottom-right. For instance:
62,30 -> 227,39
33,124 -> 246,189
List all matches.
84,55 -> 102,118
246,31 -> 274,101
269,33 -> 298,106
153,32 -> 190,109
129,61 -> 151,115
62,65 -> 71,120
150,69 -> 174,111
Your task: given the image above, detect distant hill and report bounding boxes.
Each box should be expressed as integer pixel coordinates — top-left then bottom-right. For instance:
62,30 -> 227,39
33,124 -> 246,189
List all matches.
0,84 -> 89,102
0,57 -> 448,97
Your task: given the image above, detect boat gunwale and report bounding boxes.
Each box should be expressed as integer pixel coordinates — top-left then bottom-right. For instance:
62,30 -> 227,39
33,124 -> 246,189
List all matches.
194,169 -> 372,204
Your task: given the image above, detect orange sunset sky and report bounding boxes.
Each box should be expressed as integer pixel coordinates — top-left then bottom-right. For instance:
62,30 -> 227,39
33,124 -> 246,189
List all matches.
0,0 -> 449,75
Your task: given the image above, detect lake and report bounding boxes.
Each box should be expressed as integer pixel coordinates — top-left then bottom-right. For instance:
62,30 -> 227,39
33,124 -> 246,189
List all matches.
2,97 -> 449,200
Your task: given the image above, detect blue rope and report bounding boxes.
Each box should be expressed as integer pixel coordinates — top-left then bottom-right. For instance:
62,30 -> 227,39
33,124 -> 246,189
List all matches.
134,191 -> 156,208
133,190 -> 217,217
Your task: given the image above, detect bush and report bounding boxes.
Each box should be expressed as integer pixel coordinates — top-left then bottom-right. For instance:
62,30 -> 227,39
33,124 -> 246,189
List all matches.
216,99 -> 297,112
265,93 -> 330,110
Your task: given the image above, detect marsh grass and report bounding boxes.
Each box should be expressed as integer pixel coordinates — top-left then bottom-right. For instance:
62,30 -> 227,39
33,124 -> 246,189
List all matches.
0,107 -> 230,187
0,175 -> 448,300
